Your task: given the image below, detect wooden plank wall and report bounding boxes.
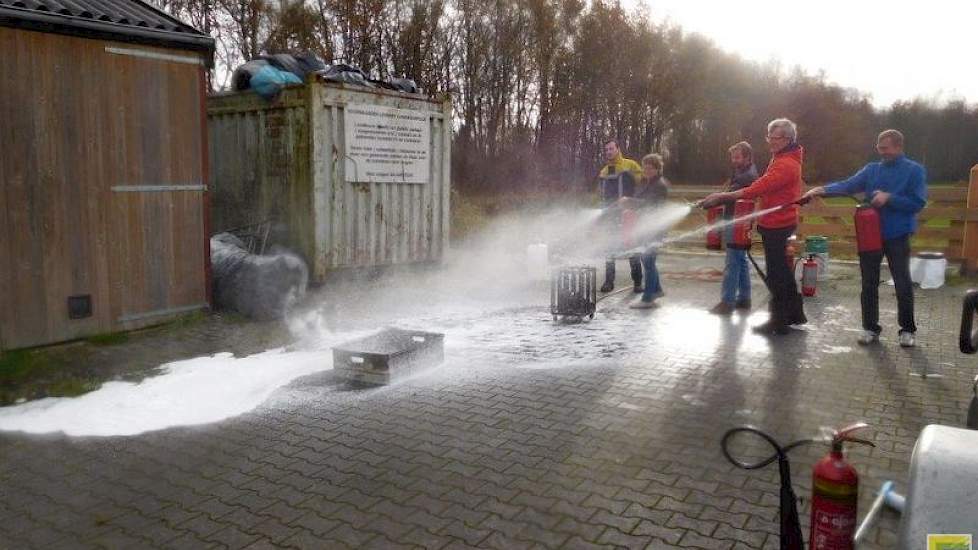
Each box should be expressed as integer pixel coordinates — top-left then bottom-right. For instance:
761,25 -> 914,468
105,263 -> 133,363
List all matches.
669,185 -> 978,262
964,166 -> 978,274
798,186 -> 975,260
0,27 -> 208,350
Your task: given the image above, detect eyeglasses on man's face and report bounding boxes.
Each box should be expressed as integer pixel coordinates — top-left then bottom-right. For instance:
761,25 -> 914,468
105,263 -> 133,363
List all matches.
765,134 -> 788,141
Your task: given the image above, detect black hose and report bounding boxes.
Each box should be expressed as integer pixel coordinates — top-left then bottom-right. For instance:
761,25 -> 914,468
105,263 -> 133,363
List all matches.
961,290 -> 978,354
721,427 -> 814,470
595,286 -> 633,303
721,427 -> 812,550
745,246 -> 769,288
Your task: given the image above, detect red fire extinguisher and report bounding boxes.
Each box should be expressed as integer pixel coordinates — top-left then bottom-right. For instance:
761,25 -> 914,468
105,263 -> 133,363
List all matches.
729,199 -> 754,249
853,203 -> 883,254
785,236 -> 798,271
706,206 -> 723,250
801,255 -> 818,297
810,423 -> 874,550
621,209 -> 638,248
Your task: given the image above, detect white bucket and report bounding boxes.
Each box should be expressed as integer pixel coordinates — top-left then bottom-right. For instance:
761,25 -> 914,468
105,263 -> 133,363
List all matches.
527,243 -> 549,281
886,254 -> 947,289
910,256 -> 947,289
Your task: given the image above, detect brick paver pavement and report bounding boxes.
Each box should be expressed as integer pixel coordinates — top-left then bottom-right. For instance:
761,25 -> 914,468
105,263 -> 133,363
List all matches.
1,254 -> 974,549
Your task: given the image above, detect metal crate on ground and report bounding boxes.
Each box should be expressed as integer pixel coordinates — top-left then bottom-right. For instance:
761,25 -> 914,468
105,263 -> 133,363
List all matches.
551,266 -> 597,321
332,328 -> 445,386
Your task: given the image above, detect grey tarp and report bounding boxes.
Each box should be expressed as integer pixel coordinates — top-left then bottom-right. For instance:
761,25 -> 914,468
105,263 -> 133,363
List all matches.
210,233 -> 308,320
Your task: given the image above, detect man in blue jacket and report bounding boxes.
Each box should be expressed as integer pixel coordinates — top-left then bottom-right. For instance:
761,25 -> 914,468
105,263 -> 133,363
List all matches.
803,129 -> 927,347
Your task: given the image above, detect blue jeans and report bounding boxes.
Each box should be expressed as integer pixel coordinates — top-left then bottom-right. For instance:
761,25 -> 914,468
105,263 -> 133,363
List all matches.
641,252 -> 663,301
721,247 -> 751,304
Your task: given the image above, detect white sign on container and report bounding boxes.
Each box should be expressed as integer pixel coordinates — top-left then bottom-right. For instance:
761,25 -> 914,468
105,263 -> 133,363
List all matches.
344,104 -> 430,183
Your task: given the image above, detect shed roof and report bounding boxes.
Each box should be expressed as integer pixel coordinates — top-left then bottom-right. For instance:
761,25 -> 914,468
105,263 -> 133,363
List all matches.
0,0 -> 214,59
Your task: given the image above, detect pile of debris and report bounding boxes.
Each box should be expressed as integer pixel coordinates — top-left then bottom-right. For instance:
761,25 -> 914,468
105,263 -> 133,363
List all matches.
232,52 -> 419,99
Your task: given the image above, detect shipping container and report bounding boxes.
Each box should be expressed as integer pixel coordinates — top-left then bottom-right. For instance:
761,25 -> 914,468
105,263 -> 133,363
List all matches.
207,79 -> 452,282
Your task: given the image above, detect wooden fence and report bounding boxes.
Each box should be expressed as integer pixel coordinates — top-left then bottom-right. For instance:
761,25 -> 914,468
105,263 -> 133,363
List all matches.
668,166 -> 978,273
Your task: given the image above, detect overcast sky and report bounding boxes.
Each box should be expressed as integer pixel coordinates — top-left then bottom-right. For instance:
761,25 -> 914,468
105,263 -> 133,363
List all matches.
621,0 -> 976,108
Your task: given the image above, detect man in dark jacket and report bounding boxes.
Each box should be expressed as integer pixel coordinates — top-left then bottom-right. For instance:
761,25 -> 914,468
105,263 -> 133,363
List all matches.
710,141 -> 758,315
803,129 -> 927,347
597,139 -> 644,293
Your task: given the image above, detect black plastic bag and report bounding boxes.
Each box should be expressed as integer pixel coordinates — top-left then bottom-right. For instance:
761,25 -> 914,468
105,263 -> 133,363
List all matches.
318,64 -> 373,87
390,77 -> 419,94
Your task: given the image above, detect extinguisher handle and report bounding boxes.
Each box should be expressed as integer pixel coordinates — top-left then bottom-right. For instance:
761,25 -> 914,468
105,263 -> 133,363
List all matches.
833,422 -> 874,447
844,437 -> 875,448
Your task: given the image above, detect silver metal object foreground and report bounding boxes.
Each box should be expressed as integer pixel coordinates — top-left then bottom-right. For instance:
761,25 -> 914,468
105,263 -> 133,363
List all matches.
854,481 -> 904,546
333,328 -> 445,386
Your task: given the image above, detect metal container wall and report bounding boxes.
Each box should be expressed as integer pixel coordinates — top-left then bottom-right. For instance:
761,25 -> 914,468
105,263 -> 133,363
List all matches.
207,80 -> 452,282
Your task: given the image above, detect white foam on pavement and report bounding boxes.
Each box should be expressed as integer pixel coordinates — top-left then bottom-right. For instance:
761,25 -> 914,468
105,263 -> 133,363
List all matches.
0,348 -> 332,437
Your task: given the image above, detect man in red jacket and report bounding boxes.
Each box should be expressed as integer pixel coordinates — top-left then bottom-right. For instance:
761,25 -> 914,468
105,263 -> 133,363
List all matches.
702,119 -> 807,335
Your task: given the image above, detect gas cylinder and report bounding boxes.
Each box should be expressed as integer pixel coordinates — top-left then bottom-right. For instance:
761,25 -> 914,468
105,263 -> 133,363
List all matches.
706,206 -> 723,250
802,255 -> 818,297
728,200 -> 754,249
854,204 -> 883,254
621,209 -> 638,248
810,423 -> 873,550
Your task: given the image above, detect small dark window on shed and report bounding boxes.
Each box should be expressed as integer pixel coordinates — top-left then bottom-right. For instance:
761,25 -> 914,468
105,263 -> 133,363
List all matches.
67,295 -> 92,319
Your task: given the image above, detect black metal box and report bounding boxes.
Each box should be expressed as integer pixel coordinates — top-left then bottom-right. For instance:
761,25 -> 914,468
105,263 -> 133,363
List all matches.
332,328 -> 445,386
551,266 -> 597,320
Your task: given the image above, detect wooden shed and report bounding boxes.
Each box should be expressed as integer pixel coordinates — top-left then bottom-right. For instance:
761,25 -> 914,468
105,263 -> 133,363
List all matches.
0,0 -> 215,351
208,80 -> 452,282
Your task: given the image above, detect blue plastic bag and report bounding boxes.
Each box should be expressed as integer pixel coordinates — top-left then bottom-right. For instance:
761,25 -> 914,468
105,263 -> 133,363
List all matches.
249,65 -> 302,99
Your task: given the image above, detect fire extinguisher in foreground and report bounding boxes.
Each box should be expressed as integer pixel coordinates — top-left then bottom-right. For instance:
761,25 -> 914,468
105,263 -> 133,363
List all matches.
801,255 -> 819,297
810,423 -> 874,550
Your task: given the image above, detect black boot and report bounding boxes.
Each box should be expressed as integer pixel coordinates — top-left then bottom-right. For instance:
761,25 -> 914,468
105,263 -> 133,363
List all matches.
630,256 -> 643,293
754,298 -> 790,335
601,260 -> 615,292
787,292 -> 807,325
752,320 -> 791,335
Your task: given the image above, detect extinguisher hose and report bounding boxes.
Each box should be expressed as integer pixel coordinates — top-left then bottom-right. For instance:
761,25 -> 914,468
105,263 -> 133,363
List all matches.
721,427 -> 814,470
805,192 -> 864,205
745,247 -> 769,287
721,427 -> 812,550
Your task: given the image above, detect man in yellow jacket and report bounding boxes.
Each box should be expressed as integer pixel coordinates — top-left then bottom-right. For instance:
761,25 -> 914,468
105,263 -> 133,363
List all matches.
597,139 -> 644,293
